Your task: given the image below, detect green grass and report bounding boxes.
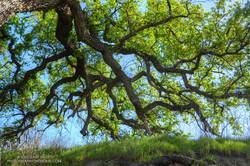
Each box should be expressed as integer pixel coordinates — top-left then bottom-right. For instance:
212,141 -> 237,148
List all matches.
2,135 -> 250,165
61,135 -> 250,162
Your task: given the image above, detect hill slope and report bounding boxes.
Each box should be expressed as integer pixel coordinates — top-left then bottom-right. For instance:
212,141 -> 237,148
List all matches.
2,135 -> 250,166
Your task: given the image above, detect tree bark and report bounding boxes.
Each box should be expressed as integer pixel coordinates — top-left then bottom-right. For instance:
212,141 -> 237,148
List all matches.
0,0 -> 60,27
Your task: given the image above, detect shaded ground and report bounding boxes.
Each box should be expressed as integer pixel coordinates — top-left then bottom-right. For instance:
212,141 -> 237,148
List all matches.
83,155 -> 250,166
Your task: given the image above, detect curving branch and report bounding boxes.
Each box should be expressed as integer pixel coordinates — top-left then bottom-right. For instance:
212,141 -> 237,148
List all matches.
181,73 -> 249,99
1,56 -> 82,139
0,50 -> 71,103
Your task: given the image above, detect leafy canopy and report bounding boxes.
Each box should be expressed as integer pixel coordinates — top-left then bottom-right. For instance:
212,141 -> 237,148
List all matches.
0,0 -> 249,140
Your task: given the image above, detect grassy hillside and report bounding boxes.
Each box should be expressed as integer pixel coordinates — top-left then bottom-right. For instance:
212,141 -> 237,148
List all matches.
2,135 -> 250,165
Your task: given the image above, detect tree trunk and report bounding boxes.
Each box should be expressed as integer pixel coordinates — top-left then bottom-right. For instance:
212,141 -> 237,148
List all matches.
0,0 -> 60,27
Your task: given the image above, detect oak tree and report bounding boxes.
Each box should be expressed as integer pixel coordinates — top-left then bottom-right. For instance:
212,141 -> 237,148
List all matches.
0,0 -> 249,140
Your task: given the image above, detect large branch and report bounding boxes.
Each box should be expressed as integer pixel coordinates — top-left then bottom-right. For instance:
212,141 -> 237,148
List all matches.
66,0 -> 109,52
118,47 -> 201,74
0,0 -> 61,27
